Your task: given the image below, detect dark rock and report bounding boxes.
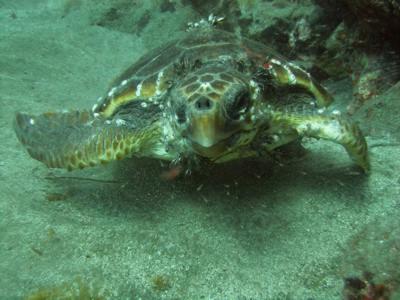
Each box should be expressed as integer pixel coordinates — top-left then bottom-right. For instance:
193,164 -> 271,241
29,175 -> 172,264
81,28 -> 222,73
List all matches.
160,0 -> 176,13
318,0 -> 400,49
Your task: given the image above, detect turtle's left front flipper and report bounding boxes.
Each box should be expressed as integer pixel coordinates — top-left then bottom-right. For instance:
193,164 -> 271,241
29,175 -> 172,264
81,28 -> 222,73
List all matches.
271,111 -> 370,172
14,109 -> 162,171
264,58 -> 333,108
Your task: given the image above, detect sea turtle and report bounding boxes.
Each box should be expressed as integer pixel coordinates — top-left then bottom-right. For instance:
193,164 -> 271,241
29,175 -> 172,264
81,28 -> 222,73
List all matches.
14,16 -> 369,174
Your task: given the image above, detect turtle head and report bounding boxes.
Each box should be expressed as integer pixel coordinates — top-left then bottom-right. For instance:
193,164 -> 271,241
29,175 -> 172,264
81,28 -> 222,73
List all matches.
169,65 -> 257,158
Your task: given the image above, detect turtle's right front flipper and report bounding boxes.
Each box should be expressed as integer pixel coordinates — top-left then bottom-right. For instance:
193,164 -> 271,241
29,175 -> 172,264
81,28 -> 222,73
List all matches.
14,109 -> 163,171
269,110 -> 370,172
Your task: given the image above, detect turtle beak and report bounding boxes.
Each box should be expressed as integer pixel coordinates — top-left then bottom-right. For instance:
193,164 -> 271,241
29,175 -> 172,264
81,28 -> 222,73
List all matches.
187,98 -> 235,159
189,112 -> 231,158
189,113 -> 222,147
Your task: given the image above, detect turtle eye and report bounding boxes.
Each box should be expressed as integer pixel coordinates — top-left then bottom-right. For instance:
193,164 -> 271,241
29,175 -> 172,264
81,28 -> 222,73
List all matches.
175,106 -> 187,124
226,91 -> 250,120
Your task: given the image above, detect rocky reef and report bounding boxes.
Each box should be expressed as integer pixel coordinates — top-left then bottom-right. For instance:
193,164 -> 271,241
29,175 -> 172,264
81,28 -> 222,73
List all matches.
64,0 -> 400,115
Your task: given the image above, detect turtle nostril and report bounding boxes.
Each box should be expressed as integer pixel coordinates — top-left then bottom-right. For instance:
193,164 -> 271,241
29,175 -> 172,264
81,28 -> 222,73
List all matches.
194,97 -> 213,111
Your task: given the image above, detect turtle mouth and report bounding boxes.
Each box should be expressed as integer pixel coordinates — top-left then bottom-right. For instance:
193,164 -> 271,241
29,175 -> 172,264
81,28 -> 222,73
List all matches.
189,130 -> 245,158
186,117 -> 241,158
190,137 -> 230,158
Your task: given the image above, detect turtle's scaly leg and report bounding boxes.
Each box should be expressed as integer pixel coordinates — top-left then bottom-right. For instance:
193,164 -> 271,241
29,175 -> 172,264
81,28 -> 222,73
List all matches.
270,111 -> 370,172
14,110 -> 162,171
264,58 -> 333,108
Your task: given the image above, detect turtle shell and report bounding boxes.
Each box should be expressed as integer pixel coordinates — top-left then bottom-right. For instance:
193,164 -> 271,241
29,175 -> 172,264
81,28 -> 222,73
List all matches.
94,28 -> 281,118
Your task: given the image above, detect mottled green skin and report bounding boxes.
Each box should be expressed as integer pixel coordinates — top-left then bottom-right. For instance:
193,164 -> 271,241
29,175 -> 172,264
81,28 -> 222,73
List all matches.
14,26 -> 369,173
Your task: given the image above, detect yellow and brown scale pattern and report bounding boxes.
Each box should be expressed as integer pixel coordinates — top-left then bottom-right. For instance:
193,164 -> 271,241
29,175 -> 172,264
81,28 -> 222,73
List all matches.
95,68 -> 173,118
14,110 -> 160,171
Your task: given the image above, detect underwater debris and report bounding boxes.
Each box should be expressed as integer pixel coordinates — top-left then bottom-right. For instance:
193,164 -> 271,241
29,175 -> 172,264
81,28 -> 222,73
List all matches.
46,192 -> 69,202
151,274 -> 171,292
343,272 -> 392,300
25,277 -> 106,300
29,246 -> 43,256
161,165 -> 183,181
